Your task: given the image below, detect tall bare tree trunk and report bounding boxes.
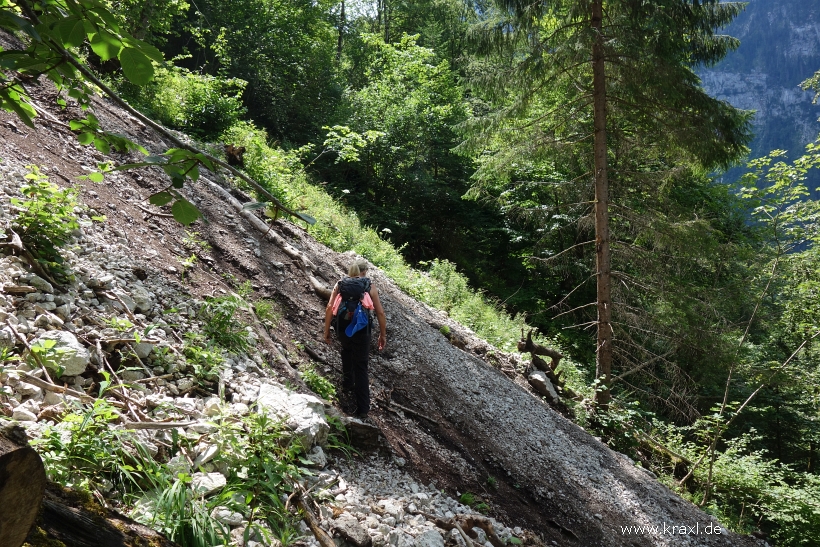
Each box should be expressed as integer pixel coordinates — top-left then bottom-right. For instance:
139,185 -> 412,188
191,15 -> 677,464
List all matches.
591,0 -> 612,408
336,0 -> 345,62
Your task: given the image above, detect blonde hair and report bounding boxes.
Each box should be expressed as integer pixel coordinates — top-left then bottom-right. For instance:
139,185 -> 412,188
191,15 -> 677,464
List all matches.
348,258 -> 369,277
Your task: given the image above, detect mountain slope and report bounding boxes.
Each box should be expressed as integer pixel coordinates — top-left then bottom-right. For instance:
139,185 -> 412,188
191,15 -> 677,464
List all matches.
702,0 -> 820,169
0,78 -> 768,547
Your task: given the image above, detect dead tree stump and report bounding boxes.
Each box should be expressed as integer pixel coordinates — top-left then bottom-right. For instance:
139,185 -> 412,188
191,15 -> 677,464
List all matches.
0,424 -> 46,547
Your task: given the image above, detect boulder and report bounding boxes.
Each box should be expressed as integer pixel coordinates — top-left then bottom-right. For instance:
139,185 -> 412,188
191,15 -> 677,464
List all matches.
132,342 -> 154,359
27,275 -> 53,293
414,530 -> 444,547
191,472 -> 226,496
306,446 -> 327,468
129,285 -> 155,313
255,383 -> 328,447
339,416 -> 383,452
32,331 -> 90,377
333,513 -> 372,547
527,371 -> 559,404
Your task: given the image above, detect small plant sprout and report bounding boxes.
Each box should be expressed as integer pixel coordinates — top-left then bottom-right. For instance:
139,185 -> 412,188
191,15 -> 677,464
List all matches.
179,254 -> 198,282
182,230 -> 210,252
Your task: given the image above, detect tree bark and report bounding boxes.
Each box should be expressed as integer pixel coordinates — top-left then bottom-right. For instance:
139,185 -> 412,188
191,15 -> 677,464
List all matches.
591,0 -> 612,408
336,0 -> 345,62
28,482 -> 179,547
0,424 -> 46,547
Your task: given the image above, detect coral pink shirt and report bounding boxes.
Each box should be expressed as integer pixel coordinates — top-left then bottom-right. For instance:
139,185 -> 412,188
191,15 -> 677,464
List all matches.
332,291 -> 374,314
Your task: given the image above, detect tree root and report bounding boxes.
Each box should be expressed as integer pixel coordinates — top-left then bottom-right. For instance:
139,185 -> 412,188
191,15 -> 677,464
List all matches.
517,329 -> 577,400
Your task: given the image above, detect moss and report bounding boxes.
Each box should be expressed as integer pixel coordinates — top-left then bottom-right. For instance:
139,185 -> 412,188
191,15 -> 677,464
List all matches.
22,525 -> 67,547
439,325 -> 451,336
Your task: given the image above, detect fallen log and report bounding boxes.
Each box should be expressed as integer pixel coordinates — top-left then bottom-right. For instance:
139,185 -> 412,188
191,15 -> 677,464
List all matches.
26,482 -> 178,547
0,424 -> 46,547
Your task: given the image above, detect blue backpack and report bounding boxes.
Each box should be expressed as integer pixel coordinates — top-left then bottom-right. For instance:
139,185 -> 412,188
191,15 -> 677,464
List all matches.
335,277 -> 371,336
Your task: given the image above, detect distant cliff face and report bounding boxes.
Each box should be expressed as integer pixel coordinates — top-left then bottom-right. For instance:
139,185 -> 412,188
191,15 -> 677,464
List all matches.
702,0 -> 820,163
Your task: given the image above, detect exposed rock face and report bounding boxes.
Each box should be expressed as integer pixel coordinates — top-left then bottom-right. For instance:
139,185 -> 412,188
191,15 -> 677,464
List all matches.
702,0 -> 820,168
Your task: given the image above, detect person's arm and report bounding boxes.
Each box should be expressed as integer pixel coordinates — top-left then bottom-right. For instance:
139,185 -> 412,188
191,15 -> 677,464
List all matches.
323,284 -> 339,344
371,286 -> 387,350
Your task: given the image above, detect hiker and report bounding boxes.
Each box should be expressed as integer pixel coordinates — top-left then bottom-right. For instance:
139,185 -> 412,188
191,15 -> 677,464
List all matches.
323,258 -> 387,418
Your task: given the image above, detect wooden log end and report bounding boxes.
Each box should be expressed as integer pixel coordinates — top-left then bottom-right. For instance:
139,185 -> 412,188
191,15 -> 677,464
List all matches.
0,424 -> 46,547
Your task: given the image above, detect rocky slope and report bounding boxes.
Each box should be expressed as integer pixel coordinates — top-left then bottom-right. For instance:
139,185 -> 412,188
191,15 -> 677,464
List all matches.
0,77 -> 769,547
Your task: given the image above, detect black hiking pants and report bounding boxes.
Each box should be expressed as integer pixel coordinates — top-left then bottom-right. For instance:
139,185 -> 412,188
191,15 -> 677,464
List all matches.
337,320 -> 371,415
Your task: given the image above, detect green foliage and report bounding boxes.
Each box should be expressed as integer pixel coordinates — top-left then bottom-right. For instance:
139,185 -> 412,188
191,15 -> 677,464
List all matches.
438,325 -> 450,336
458,491 -> 489,513
104,317 -> 135,331
300,363 -> 336,401
10,166 -> 80,283
34,399 -> 164,498
178,254 -> 198,282
182,334 -> 225,382
180,0 -> 339,143
0,0 -> 164,128
327,34 -> 510,277
104,0 -> 190,46
182,230 -> 211,252
120,65 -> 247,140
213,413 -> 306,543
28,338 -> 68,378
139,476 -> 229,547
253,300 -> 281,330
657,425 -> 820,545
199,294 -> 252,352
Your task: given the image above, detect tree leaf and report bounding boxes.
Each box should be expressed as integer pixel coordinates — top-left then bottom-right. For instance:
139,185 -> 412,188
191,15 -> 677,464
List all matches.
119,47 -> 154,85
77,132 -> 94,145
171,199 -> 202,225
148,191 -> 174,206
55,17 -> 86,49
87,172 -> 104,183
89,30 -> 122,61
294,212 -> 316,225
121,36 -> 164,63
242,201 -> 270,211
93,136 -> 110,155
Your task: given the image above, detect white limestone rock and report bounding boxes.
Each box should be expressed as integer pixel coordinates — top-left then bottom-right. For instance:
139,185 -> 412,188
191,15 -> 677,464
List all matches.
32,330 -> 90,376
255,383 -> 328,447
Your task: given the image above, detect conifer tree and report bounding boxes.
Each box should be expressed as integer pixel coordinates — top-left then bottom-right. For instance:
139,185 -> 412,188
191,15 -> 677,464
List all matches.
465,0 -> 753,407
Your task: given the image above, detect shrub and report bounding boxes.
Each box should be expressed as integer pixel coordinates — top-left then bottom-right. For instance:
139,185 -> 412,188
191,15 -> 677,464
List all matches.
254,299 -> 282,329
199,295 -> 252,352
33,399 -> 163,498
182,335 -> 225,383
10,166 -> 80,283
300,363 -> 336,401
122,66 -> 246,140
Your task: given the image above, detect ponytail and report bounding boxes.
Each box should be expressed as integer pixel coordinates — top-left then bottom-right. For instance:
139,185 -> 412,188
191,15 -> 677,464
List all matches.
348,258 -> 369,277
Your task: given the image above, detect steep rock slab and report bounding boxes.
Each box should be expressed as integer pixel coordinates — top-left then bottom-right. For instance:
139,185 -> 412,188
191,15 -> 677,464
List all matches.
288,245 -> 765,547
